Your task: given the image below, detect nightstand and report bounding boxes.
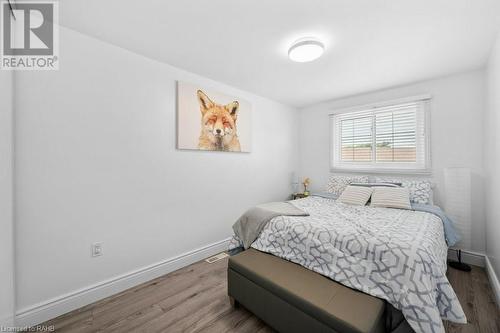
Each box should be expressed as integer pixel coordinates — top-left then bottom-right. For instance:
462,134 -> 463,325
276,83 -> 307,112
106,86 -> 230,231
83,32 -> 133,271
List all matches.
291,193 -> 309,200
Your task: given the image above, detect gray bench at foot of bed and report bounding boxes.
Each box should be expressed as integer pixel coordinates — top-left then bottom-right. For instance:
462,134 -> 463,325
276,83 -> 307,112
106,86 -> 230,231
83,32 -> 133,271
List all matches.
228,249 -> 412,333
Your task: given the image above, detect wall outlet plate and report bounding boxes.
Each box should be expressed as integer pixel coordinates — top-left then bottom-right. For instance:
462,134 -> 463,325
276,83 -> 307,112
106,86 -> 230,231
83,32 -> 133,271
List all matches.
91,242 -> 103,257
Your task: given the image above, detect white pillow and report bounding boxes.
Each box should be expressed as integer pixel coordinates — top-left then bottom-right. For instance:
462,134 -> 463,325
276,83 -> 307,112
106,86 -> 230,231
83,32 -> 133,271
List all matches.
338,186 -> 373,206
374,177 -> 433,204
370,187 -> 411,210
326,175 -> 370,196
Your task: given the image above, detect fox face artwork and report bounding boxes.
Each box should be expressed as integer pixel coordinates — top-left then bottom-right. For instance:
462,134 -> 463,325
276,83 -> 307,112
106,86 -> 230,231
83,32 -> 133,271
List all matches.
196,90 -> 241,152
177,81 -> 251,152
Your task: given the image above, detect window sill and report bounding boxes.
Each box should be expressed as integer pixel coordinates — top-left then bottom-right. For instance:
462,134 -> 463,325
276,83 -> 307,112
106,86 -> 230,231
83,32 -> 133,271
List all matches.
330,167 -> 432,176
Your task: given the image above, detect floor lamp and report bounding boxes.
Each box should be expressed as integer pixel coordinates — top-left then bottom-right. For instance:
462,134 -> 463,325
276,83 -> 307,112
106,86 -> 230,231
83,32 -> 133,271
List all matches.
444,167 -> 472,272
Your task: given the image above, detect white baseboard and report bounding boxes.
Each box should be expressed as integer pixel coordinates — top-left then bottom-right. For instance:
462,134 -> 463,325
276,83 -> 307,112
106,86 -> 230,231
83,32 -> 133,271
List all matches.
15,238 -> 231,328
14,240 -> 497,327
485,256 -> 500,309
447,248 -> 485,267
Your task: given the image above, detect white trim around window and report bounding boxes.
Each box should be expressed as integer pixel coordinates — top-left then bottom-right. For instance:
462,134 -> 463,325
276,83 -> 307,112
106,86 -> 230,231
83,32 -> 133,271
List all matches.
330,95 -> 432,174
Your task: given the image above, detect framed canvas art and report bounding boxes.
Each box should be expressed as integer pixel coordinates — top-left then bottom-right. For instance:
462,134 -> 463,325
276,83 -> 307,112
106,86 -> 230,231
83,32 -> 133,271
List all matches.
177,81 -> 252,152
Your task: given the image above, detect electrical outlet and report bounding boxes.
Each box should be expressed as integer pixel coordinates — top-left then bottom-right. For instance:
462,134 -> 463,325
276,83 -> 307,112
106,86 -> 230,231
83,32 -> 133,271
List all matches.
91,242 -> 103,257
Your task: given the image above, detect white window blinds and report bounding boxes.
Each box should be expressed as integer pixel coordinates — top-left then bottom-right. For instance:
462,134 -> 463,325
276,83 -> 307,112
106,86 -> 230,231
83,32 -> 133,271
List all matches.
331,98 -> 430,173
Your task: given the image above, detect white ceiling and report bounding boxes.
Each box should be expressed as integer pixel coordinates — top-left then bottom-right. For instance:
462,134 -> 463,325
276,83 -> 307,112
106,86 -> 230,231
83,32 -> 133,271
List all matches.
58,0 -> 500,107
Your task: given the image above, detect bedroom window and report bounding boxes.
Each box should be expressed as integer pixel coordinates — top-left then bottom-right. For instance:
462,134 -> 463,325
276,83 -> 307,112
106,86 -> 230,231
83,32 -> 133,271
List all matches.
331,96 -> 431,173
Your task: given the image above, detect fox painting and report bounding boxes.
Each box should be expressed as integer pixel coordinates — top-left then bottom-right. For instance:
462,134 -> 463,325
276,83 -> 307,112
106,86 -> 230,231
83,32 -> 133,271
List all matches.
197,90 -> 241,152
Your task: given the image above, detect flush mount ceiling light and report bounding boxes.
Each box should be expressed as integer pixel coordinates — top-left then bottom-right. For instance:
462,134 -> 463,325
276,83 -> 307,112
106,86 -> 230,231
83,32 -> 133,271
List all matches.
288,38 -> 325,63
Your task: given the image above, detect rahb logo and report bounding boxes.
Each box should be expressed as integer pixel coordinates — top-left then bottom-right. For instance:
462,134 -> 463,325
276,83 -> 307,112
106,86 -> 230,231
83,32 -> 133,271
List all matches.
1,0 -> 59,70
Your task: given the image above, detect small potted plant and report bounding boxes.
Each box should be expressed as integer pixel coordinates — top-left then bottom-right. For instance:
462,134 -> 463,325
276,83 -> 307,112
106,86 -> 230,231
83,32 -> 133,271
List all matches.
302,177 -> 310,196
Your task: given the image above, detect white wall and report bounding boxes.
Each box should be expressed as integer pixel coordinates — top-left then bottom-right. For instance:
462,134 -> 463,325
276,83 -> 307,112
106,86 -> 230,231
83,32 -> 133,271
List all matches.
299,70 -> 486,252
0,71 -> 15,326
485,33 -> 500,280
14,26 -> 299,319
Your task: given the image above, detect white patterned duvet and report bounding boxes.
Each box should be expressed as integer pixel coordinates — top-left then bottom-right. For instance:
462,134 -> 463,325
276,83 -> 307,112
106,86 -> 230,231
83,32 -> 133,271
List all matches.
229,196 -> 466,333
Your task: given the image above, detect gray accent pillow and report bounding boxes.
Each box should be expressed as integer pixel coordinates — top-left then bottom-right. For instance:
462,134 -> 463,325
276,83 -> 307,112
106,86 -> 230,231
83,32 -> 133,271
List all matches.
350,182 -> 401,188
311,192 -> 339,200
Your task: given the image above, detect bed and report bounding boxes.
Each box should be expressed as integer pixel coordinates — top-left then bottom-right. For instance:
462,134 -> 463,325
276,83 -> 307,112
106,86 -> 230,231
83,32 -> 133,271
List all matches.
228,195 -> 466,333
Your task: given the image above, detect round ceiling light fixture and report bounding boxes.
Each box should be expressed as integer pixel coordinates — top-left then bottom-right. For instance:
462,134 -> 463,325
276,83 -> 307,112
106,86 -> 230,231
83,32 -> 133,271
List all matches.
288,38 -> 325,63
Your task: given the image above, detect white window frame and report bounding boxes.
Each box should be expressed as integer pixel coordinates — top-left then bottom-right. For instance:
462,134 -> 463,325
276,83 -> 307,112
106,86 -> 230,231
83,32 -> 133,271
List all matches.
330,95 -> 432,174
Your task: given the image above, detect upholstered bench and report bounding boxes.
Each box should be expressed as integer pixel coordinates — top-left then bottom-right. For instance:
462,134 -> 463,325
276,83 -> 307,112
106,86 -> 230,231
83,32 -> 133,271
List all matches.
228,249 -> 386,333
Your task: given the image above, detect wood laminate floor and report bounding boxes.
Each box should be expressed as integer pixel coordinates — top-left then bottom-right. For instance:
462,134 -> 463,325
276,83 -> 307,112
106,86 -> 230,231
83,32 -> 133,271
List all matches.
42,256 -> 499,333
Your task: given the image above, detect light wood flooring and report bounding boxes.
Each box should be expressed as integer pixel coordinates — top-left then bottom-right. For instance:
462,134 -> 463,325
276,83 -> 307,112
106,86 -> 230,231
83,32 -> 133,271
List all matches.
42,256 -> 499,333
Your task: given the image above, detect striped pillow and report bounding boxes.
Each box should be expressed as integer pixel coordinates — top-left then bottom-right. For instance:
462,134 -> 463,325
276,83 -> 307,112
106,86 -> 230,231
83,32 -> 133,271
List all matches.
370,187 -> 411,210
338,186 -> 373,206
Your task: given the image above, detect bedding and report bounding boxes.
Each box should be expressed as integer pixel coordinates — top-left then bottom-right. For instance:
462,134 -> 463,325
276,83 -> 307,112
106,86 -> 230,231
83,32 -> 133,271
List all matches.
411,203 -> 460,246
229,196 -> 466,333
232,201 -> 309,249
